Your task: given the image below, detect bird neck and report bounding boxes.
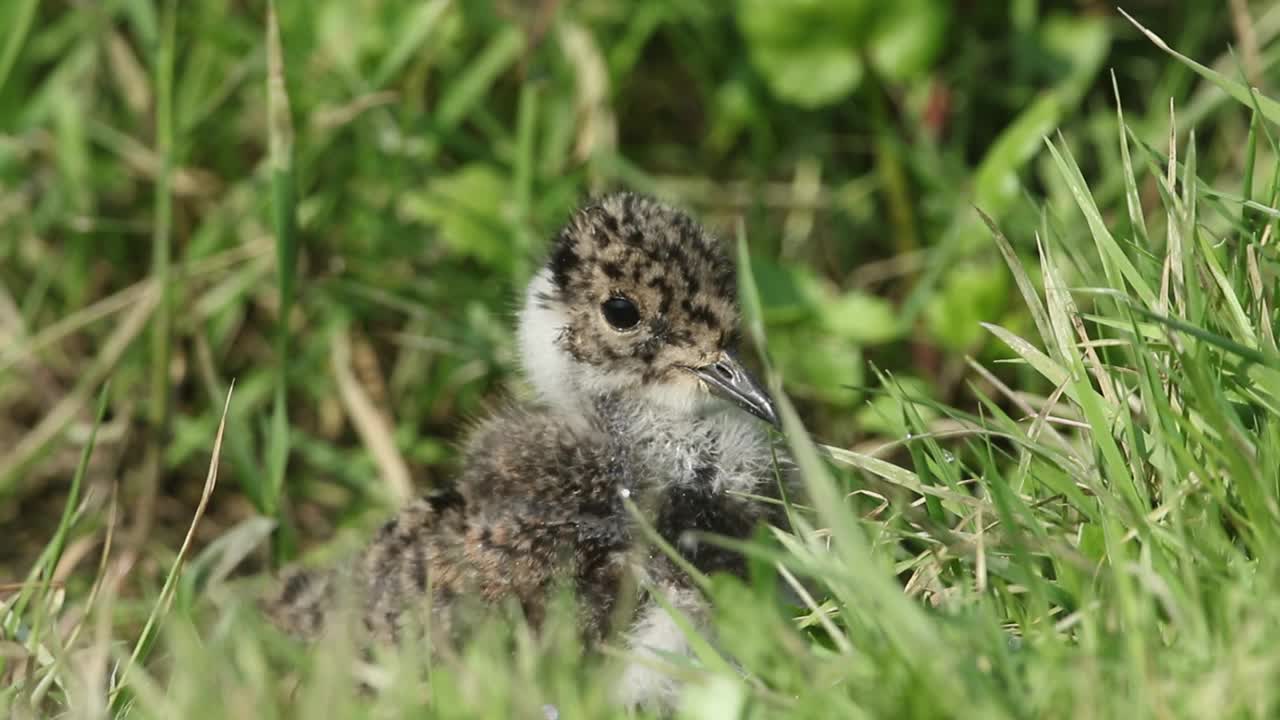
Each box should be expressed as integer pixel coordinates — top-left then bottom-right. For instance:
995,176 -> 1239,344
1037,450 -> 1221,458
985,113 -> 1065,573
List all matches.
591,391 -> 695,437
590,391 -> 775,497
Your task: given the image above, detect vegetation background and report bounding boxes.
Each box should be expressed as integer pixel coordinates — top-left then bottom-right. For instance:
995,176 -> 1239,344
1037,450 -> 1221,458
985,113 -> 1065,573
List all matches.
2,0 -> 1279,718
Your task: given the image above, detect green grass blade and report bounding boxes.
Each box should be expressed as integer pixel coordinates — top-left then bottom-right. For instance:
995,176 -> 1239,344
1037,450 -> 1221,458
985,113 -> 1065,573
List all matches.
1242,111 -> 1258,229
1129,305 -> 1280,368
41,382 -> 111,585
1122,9 -> 1280,122
143,0 -> 178,535
1111,70 -> 1149,246
0,0 -> 38,98
1044,135 -> 1158,307
978,208 -> 1053,351
8,382 -> 111,625
735,219 -> 768,352
434,25 -> 524,134
371,0 -> 451,89
266,1 -> 296,539
981,322 -> 1076,401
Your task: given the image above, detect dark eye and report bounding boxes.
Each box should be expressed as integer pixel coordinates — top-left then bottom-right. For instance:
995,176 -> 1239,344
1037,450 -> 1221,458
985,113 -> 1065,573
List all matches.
601,296 -> 641,330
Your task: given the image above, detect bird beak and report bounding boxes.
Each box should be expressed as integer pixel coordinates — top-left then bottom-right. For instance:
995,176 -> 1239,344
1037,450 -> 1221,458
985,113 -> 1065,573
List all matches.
691,351 -> 780,428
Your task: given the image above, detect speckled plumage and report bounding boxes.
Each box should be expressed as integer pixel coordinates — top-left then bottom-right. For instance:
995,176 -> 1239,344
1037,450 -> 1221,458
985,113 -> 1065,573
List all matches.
262,192 -> 792,710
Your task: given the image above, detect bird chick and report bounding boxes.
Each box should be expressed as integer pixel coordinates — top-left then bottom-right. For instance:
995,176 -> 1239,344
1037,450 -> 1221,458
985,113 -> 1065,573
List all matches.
263,192 -> 791,710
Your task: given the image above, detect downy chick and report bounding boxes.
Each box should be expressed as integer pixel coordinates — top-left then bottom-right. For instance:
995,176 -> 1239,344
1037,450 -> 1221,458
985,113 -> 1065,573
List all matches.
263,192 -> 791,710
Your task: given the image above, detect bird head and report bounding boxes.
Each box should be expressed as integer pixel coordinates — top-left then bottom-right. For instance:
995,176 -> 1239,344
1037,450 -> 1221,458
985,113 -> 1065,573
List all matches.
518,193 -> 778,427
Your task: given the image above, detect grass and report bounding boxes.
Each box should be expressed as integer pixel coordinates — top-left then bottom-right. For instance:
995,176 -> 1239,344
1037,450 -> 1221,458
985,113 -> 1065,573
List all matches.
2,1 -> 1280,718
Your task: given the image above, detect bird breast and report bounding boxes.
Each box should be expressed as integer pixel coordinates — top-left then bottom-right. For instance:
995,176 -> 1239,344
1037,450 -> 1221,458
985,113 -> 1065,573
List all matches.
605,405 -> 776,497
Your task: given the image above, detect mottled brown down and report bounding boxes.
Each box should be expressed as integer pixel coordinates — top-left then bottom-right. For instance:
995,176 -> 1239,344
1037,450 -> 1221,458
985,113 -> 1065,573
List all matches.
261,193 -> 791,705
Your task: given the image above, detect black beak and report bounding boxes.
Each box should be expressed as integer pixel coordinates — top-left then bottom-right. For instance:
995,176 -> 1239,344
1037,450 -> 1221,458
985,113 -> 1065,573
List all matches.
692,351 -> 779,428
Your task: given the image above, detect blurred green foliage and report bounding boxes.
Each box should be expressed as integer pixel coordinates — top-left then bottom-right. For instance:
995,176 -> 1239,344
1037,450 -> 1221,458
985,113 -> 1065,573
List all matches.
6,2 -> 1280,718
738,0 -> 948,107
0,0 -> 1265,561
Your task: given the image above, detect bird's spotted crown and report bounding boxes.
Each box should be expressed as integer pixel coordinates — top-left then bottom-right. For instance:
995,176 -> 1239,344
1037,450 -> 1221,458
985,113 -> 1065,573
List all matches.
540,193 -> 739,373
519,192 -> 778,424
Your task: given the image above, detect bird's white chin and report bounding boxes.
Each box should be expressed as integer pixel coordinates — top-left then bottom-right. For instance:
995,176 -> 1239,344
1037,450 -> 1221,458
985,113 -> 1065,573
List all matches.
631,376 -> 717,415
517,270 -> 712,419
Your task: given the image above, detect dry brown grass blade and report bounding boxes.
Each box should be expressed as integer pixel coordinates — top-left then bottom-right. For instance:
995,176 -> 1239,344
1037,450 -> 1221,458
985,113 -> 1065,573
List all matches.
312,90 -> 399,132
0,284 -> 160,490
112,381 -> 232,698
90,121 -> 221,197
0,280 -> 153,374
557,20 -> 616,167
331,328 -> 413,504
105,31 -> 151,117
0,581 -> 63,596
1229,0 -> 1262,88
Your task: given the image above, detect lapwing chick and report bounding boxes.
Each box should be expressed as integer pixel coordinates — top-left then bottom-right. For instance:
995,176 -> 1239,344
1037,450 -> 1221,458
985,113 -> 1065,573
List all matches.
263,192 -> 790,710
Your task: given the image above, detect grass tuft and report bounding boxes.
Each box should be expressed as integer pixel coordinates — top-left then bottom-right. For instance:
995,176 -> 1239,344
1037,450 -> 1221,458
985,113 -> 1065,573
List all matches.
4,4 -> 1280,719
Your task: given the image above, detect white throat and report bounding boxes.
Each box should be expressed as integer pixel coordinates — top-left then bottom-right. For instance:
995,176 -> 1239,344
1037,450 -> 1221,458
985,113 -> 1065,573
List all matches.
517,270 -> 776,494
518,270 -> 598,415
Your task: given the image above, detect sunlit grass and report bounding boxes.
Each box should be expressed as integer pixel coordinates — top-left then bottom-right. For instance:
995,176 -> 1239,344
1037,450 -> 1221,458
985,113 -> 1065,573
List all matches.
3,3 -> 1280,720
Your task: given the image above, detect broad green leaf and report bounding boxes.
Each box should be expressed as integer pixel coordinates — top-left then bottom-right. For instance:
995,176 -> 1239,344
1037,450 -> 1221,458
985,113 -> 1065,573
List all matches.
737,0 -> 872,48
748,41 -> 863,109
924,262 -> 1009,351
973,15 -> 1109,220
867,0 -> 947,81
822,291 -> 902,344
737,0 -> 872,107
772,329 -> 863,406
749,255 -> 826,324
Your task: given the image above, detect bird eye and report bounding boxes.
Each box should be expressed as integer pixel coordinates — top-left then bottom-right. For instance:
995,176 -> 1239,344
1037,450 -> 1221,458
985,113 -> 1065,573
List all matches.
601,296 -> 640,330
